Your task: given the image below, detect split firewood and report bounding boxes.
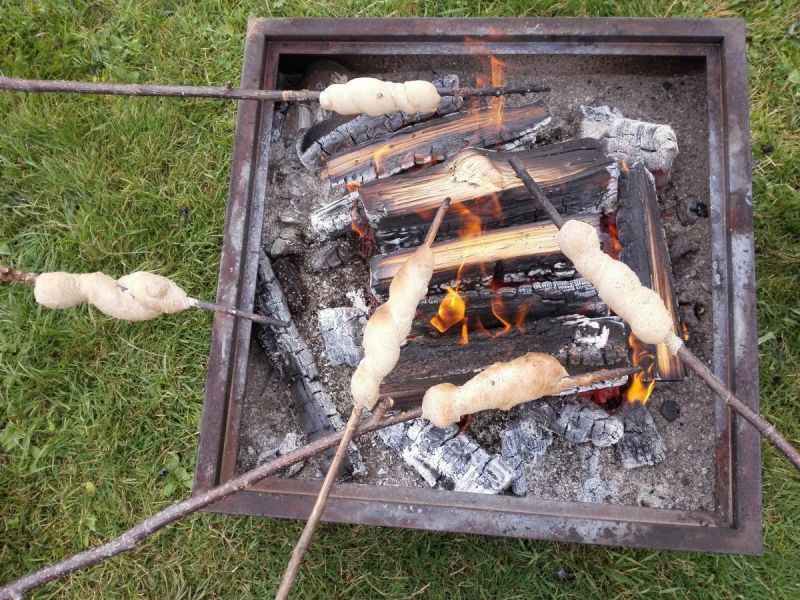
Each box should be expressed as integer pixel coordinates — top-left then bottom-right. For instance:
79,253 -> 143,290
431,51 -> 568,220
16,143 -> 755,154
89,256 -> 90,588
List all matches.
276,197 -> 452,600
421,352 -> 631,428
509,157 -> 800,472
580,105 -> 678,182
0,265 -> 288,327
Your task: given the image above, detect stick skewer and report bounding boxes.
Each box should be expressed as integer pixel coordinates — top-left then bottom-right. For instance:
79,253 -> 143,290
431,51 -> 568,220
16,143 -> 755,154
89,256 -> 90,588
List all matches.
275,197 -> 452,600
0,264 -> 289,328
508,157 -> 800,471
0,399 -> 418,600
0,75 -> 548,104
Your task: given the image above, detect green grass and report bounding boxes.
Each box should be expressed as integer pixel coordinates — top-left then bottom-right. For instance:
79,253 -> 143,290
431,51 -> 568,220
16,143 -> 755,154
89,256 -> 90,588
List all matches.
1,1 -> 799,598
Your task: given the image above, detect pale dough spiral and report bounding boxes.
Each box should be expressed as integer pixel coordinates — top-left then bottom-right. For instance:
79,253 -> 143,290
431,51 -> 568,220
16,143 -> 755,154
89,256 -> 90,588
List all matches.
422,352 -> 569,428
33,271 -> 191,321
319,78 -> 441,116
556,219 -> 674,346
351,245 -> 434,410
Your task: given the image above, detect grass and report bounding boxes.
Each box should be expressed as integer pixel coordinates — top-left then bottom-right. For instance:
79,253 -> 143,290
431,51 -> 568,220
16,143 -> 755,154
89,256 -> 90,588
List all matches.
1,0 -> 799,597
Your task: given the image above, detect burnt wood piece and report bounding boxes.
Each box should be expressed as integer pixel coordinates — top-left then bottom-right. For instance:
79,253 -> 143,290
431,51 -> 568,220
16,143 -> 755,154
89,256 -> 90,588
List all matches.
410,279 -> 608,337
297,74 -> 464,170
501,418 -> 553,496
549,403 -> 624,447
370,215 -> 601,296
615,402 -> 667,469
381,315 -> 630,407
321,101 -> 552,187
311,139 -> 618,249
617,162 -> 686,380
253,252 -> 364,476
379,420 -> 515,494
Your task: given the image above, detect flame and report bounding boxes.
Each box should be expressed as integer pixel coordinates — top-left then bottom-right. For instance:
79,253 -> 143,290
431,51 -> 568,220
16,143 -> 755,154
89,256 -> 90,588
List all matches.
681,320 -> 690,341
456,203 -> 483,239
458,321 -> 469,345
620,159 -> 630,174
602,214 -> 622,259
514,303 -> 530,333
430,285 -> 467,334
372,144 -> 392,176
490,294 -> 512,337
351,217 -> 367,239
345,182 -> 361,193
625,333 -> 656,404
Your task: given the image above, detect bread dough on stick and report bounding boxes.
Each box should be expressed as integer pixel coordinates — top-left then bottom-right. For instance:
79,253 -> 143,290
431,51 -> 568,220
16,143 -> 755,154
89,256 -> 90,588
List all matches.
422,352 -> 569,428
319,78 -> 441,116
350,245 -> 434,410
556,219 -> 674,346
34,271 -> 191,321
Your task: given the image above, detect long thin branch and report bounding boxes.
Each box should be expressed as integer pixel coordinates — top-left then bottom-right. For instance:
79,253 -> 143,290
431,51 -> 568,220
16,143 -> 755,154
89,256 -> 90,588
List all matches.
0,402 -> 421,600
0,76 -> 548,103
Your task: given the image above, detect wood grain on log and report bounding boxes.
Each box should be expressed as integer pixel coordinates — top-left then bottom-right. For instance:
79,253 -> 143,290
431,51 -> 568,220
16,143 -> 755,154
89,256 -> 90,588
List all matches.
311,139 -> 618,249
297,74 -> 463,170
381,315 -> 631,407
321,101 -> 551,186
617,162 -> 685,380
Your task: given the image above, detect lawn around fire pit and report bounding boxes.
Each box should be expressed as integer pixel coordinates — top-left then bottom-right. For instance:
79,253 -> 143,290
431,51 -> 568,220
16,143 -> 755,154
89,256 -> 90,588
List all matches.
1,2 -> 799,598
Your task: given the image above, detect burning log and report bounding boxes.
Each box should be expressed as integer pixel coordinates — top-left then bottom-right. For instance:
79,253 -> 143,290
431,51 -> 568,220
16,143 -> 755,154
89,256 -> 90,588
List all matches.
311,139 -> 618,249
297,74 -> 464,170
369,215 -> 601,296
318,101 -> 551,188
580,105 -> 678,184
379,420 -> 515,494
617,162 -> 685,381
381,315 -> 631,407
253,253 -> 364,475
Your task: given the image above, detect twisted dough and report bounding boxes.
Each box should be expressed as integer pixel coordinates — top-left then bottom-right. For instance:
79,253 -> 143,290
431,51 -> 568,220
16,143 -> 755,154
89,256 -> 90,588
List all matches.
422,352 -> 569,428
319,78 -> 441,116
351,245 -> 434,410
556,219 -> 674,347
33,271 -> 191,321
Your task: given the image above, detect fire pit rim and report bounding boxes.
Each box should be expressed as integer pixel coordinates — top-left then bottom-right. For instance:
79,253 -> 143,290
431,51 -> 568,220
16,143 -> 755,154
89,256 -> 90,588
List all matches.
193,17 -> 760,555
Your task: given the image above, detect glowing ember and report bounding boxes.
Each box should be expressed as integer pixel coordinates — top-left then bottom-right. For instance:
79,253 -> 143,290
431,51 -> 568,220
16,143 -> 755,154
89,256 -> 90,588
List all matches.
625,333 -> 656,404
681,320 -> 690,341
345,182 -> 361,193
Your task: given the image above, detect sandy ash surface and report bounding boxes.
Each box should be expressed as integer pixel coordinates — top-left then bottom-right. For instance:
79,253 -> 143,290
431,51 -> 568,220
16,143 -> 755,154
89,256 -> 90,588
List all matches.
235,54 -> 716,511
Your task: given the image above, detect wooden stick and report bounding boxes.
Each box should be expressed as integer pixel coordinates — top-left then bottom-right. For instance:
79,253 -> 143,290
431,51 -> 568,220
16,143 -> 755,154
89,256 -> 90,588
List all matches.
276,197 -> 452,599
0,264 -> 289,328
509,159 -> 800,472
0,76 -> 548,103
0,400 -> 420,600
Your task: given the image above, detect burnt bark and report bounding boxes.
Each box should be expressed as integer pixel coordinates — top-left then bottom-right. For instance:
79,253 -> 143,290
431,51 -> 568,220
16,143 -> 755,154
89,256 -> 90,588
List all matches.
382,315 -> 631,407
297,74 -> 464,170
254,252 -> 364,475
310,139 -> 618,250
319,101 -> 551,187
617,162 -> 685,380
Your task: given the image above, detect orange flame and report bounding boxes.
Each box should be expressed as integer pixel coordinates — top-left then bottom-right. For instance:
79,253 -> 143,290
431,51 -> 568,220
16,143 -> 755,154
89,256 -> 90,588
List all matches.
372,144 -> 392,176
681,320 -> 690,341
625,333 -> 656,404
351,219 -> 367,239
456,203 -> 483,239
514,303 -> 530,333
620,159 -> 630,174
602,214 -> 622,260
430,285 -> 467,334
345,182 -> 361,193
490,294 -> 512,337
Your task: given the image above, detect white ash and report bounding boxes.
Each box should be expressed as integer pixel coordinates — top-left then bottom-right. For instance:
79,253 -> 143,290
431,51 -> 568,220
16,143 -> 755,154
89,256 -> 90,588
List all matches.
256,432 -> 305,478
501,418 -> 553,496
379,420 -> 515,494
580,105 -> 678,174
317,307 -> 366,367
577,477 -> 617,504
636,484 -> 671,508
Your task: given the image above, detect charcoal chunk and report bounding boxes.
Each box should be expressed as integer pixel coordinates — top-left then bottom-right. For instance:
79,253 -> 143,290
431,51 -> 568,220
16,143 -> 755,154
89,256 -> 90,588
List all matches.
616,403 -> 666,469
501,418 -> 553,496
317,307 -> 364,367
550,403 -> 624,447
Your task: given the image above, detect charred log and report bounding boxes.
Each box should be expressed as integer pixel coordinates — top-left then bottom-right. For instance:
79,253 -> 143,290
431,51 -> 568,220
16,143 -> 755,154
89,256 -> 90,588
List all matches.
254,252 -> 364,476
297,74 -> 464,170
320,101 -> 551,187
370,215 -> 600,295
379,420 -> 515,494
310,139 -> 618,249
617,162 -> 685,380
615,402 -> 666,469
381,315 -> 631,407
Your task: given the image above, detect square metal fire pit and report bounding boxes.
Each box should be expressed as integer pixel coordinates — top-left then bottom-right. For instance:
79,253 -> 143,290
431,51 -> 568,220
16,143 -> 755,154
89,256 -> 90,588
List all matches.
193,17 -> 760,554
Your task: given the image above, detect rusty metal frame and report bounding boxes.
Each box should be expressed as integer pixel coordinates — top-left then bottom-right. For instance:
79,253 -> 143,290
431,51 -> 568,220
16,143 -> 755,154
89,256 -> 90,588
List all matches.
194,18 -> 759,555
